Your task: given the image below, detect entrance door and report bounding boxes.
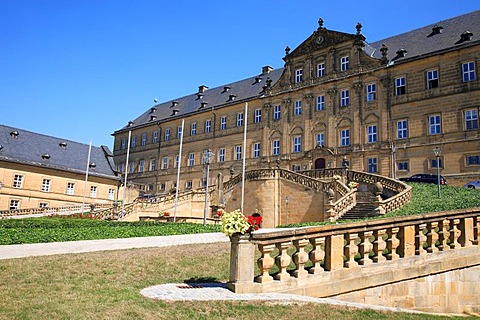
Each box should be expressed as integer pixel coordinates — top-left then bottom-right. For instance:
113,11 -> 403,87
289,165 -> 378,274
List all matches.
314,158 -> 326,169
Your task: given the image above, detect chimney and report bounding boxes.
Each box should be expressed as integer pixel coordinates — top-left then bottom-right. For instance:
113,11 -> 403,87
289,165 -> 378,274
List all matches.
262,66 -> 273,74
198,85 -> 209,93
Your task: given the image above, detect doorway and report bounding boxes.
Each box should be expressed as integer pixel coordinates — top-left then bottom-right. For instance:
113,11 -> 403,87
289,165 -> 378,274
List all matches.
314,158 -> 326,169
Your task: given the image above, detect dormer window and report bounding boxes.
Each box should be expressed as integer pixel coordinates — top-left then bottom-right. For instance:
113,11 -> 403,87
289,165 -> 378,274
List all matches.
340,56 -> 349,71
150,107 -> 157,113
228,94 -> 237,101
41,153 -> 51,160
460,31 -> 473,42
254,76 -> 262,83
127,121 -> 134,127
222,86 -> 231,93
295,69 -> 303,83
396,49 -> 407,58
59,141 -> 67,149
170,101 -> 178,108
150,115 -> 157,121
431,25 -> 443,36
10,130 -> 19,138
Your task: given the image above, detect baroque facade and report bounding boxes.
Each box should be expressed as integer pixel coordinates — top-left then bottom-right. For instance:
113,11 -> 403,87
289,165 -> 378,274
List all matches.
113,11 -> 480,195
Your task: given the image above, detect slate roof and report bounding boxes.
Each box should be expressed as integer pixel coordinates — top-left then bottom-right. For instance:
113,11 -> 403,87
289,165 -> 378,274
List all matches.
0,125 -> 119,180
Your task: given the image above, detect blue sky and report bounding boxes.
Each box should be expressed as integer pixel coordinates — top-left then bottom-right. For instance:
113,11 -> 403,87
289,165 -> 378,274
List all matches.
1,1 -> 478,148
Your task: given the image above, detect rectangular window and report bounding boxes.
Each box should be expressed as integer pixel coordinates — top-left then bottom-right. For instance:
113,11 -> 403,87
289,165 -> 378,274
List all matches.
205,119 -> 211,133
131,136 -> 136,148
39,202 -> 48,208
427,69 -> 439,89
67,182 -> 75,195
13,174 -> 23,188
340,129 -> 350,146
462,62 -> 476,82
186,180 -> 193,190
120,138 -> 126,150
398,161 -> 409,171
367,158 -> 378,173
395,77 -> 406,95
90,186 -> 97,198
236,113 -> 244,127
466,155 -> 480,165
160,183 -> 166,191
317,62 -> 325,77
316,133 -> 325,147
162,157 -> 168,169
138,160 -> 145,173
316,95 -> 325,111
9,200 -> 20,210
431,158 -> 443,169
273,105 -> 281,120
141,133 -> 147,146
253,142 -> 261,158
295,69 -> 303,83
153,131 -> 158,144
165,128 -> 170,141
188,153 -> 195,166
366,83 -> 376,101
294,100 -> 302,116
177,126 -> 183,139
292,165 -> 301,172
340,90 -> 350,107
235,146 -> 242,160
429,115 -> 441,135
108,188 -> 115,200
367,125 -> 377,143
254,109 -> 262,124
465,109 -> 479,130
129,162 -> 134,173
293,136 -> 302,153
397,120 -> 408,139
340,56 -> 349,71
42,179 -> 51,192
272,140 -> 280,156
191,123 -> 197,136
220,116 -> 227,130
218,148 -> 225,162
150,159 -> 156,171
174,155 -> 179,168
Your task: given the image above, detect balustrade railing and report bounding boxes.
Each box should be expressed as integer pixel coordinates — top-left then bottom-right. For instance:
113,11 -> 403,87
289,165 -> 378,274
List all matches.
0,202 -> 113,217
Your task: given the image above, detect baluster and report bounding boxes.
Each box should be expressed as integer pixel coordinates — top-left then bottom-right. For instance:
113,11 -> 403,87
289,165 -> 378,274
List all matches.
372,229 -> 387,263
449,219 -> 461,249
344,232 -> 359,268
274,241 -> 292,281
308,237 -> 325,274
415,223 -> 428,256
474,216 -> 479,246
358,231 -> 373,265
292,239 -> 309,278
437,219 -> 450,251
255,244 -> 275,283
426,221 -> 439,253
386,227 -> 400,260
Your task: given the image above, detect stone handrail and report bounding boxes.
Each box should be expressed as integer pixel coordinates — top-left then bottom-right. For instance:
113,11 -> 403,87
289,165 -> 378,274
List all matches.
325,184 -> 356,221
228,208 -> 480,295
0,202 -> 113,217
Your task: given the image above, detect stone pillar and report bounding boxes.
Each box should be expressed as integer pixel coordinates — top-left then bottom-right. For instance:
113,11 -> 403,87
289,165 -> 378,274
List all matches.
324,234 -> 344,271
227,233 -> 256,293
398,225 -> 416,257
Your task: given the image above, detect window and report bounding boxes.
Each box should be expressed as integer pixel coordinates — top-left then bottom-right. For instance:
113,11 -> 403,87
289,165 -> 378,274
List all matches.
465,109 -> 479,130
292,165 -> 301,172
118,163 -> 124,174
129,162 -> 134,173
367,125 -> 377,143
191,123 -> 197,136
42,179 -> 51,192
273,105 -> 281,120
427,69 -> 439,89
177,126 -> 183,139
175,155 -> 179,168
236,113 -> 244,127
397,120 -> 408,139
188,153 -> 195,166
165,128 -> 170,141
316,133 -> 325,147
367,158 -> 378,173
39,202 -> 48,208
395,77 -> 406,95
295,68 -> 303,83
108,188 -> 115,200
235,146 -> 242,160
431,158 -> 443,169
466,155 -> 480,165
218,148 -> 225,162
120,138 -> 126,150
220,116 -> 227,130
153,131 -> 158,144
254,109 -> 262,124
272,140 -> 280,156
253,142 -> 261,158
293,136 -> 302,153
317,62 -> 325,77
340,129 -> 350,146
141,133 -> 147,146
316,95 -> 325,111
462,62 -> 476,82
67,182 -> 75,195
9,199 -> 20,210
366,83 -> 376,101
205,119 -> 211,133
139,160 -> 145,173
131,136 -> 136,148
90,186 -> 97,198
429,115 -> 441,135
294,100 -> 302,116
150,159 -> 156,171
340,90 -> 350,107
162,157 -> 168,169
160,183 -> 166,191
13,174 -> 23,188
186,180 -> 193,189
340,56 -> 349,71
398,161 -> 409,171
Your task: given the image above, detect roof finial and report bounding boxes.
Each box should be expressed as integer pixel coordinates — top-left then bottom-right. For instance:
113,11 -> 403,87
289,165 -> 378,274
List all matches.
285,46 -> 290,56
356,22 -> 362,35
318,18 -> 324,29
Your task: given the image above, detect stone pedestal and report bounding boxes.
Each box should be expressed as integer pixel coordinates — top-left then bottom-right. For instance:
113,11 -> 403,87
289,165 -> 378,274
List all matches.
227,233 -> 255,293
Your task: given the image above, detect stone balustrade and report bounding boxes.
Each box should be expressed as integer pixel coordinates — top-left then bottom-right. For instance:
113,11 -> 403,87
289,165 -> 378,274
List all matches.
227,208 -> 480,295
0,202 -> 113,217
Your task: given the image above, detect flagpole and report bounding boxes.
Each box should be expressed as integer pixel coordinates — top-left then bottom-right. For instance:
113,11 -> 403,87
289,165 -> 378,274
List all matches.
82,140 -> 92,213
241,102 -> 248,213
122,130 -> 132,218
174,119 -> 185,222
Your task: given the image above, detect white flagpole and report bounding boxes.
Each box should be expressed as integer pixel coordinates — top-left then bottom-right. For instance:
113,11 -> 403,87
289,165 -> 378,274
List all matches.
241,102 -> 248,213
82,140 -> 92,213
174,119 -> 185,222
122,130 -> 132,218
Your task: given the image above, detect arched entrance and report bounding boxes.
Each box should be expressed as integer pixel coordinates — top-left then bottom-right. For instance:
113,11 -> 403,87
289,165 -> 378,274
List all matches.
314,158 -> 326,169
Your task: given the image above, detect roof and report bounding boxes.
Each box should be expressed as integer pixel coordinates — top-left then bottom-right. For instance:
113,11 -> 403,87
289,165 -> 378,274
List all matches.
0,125 -> 119,180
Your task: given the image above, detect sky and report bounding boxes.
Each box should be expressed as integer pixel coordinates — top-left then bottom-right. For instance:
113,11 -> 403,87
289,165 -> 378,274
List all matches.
1,1 -> 478,149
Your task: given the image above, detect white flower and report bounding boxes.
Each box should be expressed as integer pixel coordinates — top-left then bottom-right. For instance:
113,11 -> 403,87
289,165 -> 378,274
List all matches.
220,209 -> 251,237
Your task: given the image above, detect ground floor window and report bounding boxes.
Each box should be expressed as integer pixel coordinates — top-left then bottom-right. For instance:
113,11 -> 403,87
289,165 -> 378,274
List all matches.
9,199 -> 20,210
367,157 -> 378,173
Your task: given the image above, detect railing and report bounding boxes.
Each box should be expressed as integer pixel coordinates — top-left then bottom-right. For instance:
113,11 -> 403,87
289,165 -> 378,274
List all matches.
228,208 -> 480,294
0,202 -> 113,218
324,184 -> 356,221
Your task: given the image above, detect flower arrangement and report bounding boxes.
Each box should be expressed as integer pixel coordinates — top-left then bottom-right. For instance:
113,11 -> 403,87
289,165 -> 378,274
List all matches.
333,174 -> 341,181
348,181 -> 359,189
159,211 -> 170,217
214,208 -> 225,218
220,209 -> 261,237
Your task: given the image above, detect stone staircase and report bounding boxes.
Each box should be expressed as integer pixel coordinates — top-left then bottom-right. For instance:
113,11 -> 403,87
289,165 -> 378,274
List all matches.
339,190 -> 380,221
